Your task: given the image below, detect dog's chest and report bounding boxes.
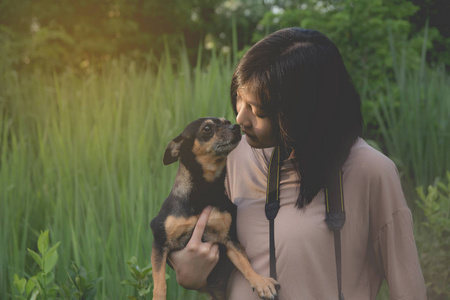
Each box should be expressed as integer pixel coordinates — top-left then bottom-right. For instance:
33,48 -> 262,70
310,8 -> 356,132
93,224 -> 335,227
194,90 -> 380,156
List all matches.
164,208 -> 232,249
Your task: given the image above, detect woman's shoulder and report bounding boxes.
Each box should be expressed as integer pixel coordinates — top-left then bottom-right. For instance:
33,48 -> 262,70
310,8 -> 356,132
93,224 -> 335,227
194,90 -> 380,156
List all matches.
343,138 -> 398,179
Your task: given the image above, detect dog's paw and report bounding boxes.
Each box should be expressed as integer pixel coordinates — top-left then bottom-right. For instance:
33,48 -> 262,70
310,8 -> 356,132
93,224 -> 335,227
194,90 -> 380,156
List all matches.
251,276 -> 279,300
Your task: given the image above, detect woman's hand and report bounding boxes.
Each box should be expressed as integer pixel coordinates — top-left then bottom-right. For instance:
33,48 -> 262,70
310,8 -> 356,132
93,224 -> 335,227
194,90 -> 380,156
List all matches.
169,206 -> 220,291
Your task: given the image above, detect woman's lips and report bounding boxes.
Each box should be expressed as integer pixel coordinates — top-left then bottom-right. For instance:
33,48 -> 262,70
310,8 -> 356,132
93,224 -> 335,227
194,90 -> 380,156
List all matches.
243,131 -> 257,141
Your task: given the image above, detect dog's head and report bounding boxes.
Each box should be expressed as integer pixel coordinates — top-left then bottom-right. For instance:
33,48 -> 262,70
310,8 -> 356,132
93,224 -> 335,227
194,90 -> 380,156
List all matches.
164,117 -> 241,165
163,118 -> 241,182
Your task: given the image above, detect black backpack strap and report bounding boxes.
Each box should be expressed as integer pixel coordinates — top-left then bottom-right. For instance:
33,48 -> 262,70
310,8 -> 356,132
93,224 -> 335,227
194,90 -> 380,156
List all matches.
265,146 -> 281,282
325,169 -> 346,300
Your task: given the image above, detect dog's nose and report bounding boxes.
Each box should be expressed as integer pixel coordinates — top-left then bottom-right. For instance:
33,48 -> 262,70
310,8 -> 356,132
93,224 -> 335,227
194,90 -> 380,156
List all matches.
231,124 -> 240,133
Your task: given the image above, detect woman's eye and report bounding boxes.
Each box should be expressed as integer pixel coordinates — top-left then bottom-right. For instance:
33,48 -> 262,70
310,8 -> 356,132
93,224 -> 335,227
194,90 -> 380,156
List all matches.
253,108 -> 266,118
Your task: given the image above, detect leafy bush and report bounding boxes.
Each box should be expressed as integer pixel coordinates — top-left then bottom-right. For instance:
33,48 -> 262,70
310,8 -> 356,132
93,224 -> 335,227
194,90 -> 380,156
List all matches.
416,172 -> 450,299
121,256 -> 155,300
14,230 -> 61,299
13,230 -> 101,300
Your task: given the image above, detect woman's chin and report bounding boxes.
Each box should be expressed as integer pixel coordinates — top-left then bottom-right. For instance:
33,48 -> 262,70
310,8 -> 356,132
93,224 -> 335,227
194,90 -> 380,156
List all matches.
245,135 -> 276,149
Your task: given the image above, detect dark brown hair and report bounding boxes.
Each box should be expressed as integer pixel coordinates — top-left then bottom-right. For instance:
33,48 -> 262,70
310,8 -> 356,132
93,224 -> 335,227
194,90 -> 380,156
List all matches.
231,28 -> 363,207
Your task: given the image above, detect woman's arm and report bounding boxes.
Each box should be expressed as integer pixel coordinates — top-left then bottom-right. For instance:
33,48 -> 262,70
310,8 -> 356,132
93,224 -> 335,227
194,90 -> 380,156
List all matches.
365,153 -> 427,299
168,206 -> 220,291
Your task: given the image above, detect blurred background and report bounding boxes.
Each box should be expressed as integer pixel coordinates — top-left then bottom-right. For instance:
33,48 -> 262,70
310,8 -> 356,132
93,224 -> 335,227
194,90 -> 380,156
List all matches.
1,0 -> 449,83
1,0 -> 449,299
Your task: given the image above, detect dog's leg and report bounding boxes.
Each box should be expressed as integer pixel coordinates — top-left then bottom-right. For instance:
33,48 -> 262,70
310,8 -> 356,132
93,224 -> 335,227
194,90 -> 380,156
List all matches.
225,241 -> 279,300
151,245 -> 168,300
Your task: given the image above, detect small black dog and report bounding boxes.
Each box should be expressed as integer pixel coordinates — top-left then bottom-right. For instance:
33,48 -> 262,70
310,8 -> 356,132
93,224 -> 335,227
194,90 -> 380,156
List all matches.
150,117 -> 279,300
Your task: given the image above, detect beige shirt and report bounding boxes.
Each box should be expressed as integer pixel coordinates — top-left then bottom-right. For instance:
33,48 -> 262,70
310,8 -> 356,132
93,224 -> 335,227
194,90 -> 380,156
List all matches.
225,137 -> 426,300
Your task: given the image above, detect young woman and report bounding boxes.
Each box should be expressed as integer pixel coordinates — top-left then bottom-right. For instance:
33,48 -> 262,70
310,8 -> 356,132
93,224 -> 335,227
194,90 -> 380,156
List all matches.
169,28 -> 426,299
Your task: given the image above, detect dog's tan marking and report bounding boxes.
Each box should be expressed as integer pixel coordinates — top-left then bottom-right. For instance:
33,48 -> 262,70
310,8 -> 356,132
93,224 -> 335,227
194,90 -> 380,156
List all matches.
192,139 -> 227,182
192,137 -> 215,154
151,245 -> 168,300
172,164 -> 193,198
165,215 -> 197,242
164,208 -> 232,244
207,208 -> 232,237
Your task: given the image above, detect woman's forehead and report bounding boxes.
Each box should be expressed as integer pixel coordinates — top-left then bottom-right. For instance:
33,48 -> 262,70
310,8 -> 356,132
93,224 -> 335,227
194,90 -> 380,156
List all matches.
237,83 -> 260,96
237,86 -> 258,99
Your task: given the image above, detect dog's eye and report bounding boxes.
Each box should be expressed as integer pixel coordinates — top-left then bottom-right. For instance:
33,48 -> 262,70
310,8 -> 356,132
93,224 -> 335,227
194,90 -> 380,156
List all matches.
202,125 -> 213,133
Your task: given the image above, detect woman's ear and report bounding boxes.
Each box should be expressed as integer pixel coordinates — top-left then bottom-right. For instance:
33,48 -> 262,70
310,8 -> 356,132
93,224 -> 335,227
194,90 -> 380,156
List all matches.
163,135 -> 184,165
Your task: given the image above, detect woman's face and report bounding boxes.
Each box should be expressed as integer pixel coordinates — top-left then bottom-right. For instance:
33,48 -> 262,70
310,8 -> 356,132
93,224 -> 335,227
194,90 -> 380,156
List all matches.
235,87 -> 278,148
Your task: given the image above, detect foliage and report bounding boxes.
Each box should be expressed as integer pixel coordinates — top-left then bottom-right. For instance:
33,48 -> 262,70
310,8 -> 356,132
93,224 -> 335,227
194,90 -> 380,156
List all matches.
1,48 -> 229,299
121,256 -> 169,299
13,230 -> 100,300
252,0 -> 428,91
1,0 -> 447,75
409,0 -> 450,66
14,230 -> 61,299
416,172 -> 450,299
60,262 -> 101,300
372,30 -> 450,191
121,256 -> 153,299
0,0 -> 224,72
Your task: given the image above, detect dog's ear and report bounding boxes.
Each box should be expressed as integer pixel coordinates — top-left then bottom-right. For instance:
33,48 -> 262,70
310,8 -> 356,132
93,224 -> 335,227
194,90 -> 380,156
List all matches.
163,135 -> 184,165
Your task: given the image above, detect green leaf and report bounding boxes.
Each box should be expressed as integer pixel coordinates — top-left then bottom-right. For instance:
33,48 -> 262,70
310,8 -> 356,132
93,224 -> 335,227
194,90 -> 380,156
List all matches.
76,275 -> 87,292
26,278 -> 36,296
14,274 -> 27,294
83,287 -> 97,300
129,265 -> 142,280
140,264 -> 152,277
43,271 -> 55,286
46,241 -> 61,257
138,284 -> 152,296
59,284 -> 71,298
37,230 -> 49,254
45,282 -> 60,297
27,249 -> 43,269
30,276 -> 44,296
121,280 -> 140,289
66,263 -> 77,284
44,249 -> 59,274
127,256 -> 138,265
30,289 -> 39,300
78,265 -> 88,278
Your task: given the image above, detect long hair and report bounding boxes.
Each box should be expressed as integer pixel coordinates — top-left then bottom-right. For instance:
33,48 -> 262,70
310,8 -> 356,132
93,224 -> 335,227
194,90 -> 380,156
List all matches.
231,28 -> 363,208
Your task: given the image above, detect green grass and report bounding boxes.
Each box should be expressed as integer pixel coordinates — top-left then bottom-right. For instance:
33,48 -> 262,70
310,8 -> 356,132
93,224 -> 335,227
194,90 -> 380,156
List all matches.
373,64 -> 450,192
371,28 -> 450,194
0,50 -> 235,299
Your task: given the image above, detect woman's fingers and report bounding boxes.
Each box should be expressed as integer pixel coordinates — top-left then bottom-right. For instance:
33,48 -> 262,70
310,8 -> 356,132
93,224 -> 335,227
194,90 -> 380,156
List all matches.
168,206 -> 219,290
189,205 -> 213,246
209,243 -> 220,262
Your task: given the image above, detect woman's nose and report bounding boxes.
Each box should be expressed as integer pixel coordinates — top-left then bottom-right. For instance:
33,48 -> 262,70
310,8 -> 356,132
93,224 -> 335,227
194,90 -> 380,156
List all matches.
236,106 -> 251,128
